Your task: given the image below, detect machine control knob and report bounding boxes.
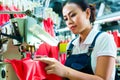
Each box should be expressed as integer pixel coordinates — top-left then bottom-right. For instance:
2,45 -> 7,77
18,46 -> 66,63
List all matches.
1,69 -> 6,78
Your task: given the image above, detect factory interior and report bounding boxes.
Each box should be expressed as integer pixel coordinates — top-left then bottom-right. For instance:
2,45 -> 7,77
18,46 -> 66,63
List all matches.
0,0 -> 120,80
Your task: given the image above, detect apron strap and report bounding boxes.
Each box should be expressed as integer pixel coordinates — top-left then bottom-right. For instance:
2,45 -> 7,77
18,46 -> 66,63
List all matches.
88,31 -> 103,53
67,38 -> 76,56
67,31 -> 103,56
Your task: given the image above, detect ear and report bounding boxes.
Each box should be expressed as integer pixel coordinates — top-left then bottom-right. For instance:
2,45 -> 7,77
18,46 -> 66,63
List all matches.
85,8 -> 91,19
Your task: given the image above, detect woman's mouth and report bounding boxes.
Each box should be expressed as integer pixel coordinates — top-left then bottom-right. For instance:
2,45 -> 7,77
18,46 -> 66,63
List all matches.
70,26 -> 76,30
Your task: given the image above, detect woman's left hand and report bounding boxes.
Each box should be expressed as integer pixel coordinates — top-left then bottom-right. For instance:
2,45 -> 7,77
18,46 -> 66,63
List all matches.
34,57 -> 67,77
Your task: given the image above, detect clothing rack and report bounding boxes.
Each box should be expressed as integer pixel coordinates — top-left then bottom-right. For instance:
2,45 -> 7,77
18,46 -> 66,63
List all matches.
0,11 -> 25,14
0,10 -> 33,18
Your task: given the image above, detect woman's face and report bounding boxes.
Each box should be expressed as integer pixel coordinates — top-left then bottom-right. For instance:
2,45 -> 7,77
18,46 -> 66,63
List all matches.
62,3 -> 91,34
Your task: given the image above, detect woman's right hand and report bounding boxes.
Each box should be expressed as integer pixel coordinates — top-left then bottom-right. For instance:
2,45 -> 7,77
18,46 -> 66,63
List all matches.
34,57 -> 68,77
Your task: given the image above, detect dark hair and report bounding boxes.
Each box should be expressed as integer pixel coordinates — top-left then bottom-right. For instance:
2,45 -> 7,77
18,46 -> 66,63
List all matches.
62,0 -> 96,23
49,1 -> 62,17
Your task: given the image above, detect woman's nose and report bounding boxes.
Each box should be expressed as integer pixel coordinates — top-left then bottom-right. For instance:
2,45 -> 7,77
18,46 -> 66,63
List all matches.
67,18 -> 73,25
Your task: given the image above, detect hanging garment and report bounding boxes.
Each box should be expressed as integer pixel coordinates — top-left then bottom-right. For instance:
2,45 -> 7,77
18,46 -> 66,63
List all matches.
10,5 -> 25,18
43,18 -> 55,37
0,4 -> 4,26
118,36 -> 120,47
112,31 -> 119,47
0,5 -> 9,26
0,5 -> 25,27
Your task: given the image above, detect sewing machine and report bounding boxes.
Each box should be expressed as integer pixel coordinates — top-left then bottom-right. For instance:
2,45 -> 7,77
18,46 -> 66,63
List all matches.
0,14 -> 42,80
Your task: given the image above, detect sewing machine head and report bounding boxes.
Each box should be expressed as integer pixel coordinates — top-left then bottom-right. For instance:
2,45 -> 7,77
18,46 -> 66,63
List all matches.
0,16 -> 43,60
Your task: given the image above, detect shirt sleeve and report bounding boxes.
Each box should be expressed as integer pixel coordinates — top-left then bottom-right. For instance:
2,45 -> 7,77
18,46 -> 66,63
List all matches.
94,32 -> 117,58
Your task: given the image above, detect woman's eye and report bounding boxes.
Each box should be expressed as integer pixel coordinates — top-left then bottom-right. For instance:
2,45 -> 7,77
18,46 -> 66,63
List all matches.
64,17 -> 68,21
70,13 -> 76,17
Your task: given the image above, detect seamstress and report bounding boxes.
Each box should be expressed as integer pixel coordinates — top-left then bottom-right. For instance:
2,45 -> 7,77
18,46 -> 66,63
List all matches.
34,0 -> 118,80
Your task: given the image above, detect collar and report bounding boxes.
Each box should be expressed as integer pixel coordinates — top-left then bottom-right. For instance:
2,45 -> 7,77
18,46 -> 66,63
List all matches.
72,28 -> 100,46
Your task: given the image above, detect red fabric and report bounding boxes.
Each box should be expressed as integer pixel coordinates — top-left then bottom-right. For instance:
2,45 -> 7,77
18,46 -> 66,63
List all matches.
49,46 -> 59,59
5,59 -> 23,80
59,53 -> 67,65
0,5 -> 25,27
0,5 -> 10,26
43,18 -> 55,37
112,31 -> 119,47
5,57 -> 62,80
22,58 -> 46,80
35,43 -> 51,56
0,5 -> 3,26
35,43 -> 59,60
118,36 -> 120,48
10,5 -> 26,18
5,58 -> 46,80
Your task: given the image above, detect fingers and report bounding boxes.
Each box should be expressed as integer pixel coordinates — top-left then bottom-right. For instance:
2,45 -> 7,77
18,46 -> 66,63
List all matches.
46,69 -> 53,74
45,65 -> 55,74
34,57 -> 56,65
34,57 -> 62,76
35,55 -> 48,58
40,58 -> 53,64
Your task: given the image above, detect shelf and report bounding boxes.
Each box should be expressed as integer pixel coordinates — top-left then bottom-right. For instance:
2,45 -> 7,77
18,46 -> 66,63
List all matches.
94,11 -> 120,24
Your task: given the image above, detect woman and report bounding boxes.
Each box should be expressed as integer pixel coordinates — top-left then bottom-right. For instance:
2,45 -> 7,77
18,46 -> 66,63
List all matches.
34,0 -> 118,80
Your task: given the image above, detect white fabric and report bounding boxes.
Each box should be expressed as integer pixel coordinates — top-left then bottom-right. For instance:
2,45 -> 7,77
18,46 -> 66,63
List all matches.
67,28 -> 117,80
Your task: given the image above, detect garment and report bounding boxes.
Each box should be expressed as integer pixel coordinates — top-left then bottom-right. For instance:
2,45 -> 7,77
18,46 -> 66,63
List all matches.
0,5 -> 25,27
0,5 -> 9,26
35,42 -> 59,60
43,18 -> 55,37
66,28 -> 117,80
5,57 -> 62,80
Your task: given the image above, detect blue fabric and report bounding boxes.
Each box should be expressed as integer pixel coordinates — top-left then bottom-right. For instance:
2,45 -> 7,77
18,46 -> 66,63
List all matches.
65,53 -> 90,71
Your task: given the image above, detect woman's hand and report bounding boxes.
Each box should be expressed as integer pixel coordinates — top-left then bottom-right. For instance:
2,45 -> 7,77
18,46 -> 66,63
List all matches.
34,57 -> 67,77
